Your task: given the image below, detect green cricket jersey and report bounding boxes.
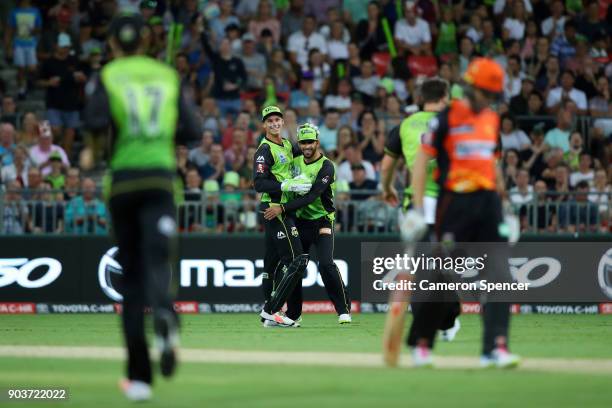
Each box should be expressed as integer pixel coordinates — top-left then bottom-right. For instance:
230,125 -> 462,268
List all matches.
285,154 -> 336,221
253,137 -> 299,204
385,111 -> 439,208
100,55 -> 181,172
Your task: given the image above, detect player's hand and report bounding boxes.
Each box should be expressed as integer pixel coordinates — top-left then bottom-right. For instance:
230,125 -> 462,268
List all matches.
48,76 -> 61,87
398,208 -> 427,243
383,186 -> 399,207
263,205 -> 283,220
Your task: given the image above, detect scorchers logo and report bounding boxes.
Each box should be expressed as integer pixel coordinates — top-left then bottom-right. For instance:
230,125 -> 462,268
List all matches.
598,248 -> 612,299
0,258 -> 62,288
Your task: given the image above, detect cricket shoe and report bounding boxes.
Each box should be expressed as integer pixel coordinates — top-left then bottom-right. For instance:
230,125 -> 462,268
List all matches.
119,379 -> 152,402
154,310 -> 179,378
411,345 -> 434,367
260,310 -> 297,327
480,347 -> 521,368
439,318 -> 460,342
263,313 -> 300,328
338,314 -> 352,324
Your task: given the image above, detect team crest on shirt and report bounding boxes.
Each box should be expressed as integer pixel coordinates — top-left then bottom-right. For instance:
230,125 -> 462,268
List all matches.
277,153 -> 288,164
256,163 -> 266,173
291,226 -> 299,237
322,176 -> 330,184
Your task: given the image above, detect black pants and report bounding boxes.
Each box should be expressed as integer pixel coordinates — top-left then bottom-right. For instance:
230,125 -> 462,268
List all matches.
285,217 -> 351,318
260,203 -> 304,315
109,187 -> 178,384
408,190 -> 512,355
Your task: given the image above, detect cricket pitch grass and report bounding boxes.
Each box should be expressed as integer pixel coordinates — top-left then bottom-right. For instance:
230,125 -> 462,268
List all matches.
0,314 -> 611,407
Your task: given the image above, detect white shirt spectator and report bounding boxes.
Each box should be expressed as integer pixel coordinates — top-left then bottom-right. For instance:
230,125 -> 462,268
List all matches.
504,72 -> 524,102
353,75 -> 380,97
29,144 -> 69,176
324,95 -> 352,111
465,28 -> 482,44
319,25 -> 350,42
541,16 -> 566,38
546,87 -> 588,111
503,18 -> 525,40
394,18 -> 431,48
569,170 -> 594,188
501,130 -> 531,151
589,185 -> 611,214
327,39 -> 349,61
494,0 -> 532,15
287,31 -> 328,70
337,160 -> 376,182
509,185 -> 534,205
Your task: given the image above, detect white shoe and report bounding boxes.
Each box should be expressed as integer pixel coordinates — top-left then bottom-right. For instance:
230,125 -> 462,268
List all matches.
411,345 -> 433,367
119,379 -> 152,402
439,318 -> 460,342
338,313 -> 352,324
260,310 -> 296,327
480,347 -> 521,368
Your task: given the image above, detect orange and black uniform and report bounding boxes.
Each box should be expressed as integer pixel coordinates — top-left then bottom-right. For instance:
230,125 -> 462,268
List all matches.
409,99 -> 513,355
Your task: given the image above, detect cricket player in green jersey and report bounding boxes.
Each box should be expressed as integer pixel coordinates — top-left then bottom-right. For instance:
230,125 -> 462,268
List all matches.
264,123 -> 351,324
254,105 -> 312,327
380,78 -> 461,366
83,14 -> 201,401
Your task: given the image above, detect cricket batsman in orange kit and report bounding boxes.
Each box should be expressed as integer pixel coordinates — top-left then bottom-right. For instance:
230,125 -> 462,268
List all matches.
384,58 -> 520,368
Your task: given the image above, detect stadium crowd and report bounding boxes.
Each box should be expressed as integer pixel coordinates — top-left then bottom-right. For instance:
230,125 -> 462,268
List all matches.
0,0 -> 610,234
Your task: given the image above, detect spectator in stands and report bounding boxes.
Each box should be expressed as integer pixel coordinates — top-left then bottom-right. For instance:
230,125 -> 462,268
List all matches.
240,33 -> 267,92
0,123 -> 16,166
64,177 -> 107,235
520,91 -> 552,133
561,180 -> 599,233
525,37 -> 550,80
324,78 -> 353,113
333,125 -> 356,163
353,60 -> 380,102
224,129 -> 247,171
509,77 -> 535,115
327,20 -> 350,62
267,49 -> 295,95
536,56 -> 560,96
500,114 -> 531,152
337,142 -> 376,182
1,144 -> 29,186
248,0 -> 280,44
522,124 -> 548,179
379,94 -> 403,132
1,96 -> 18,127
202,180 -> 225,233
355,0 -> 386,60
502,0 -> 527,41
589,169 -> 611,227
44,151 -> 65,190
349,163 -> 378,201
38,33 -> 87,157
502,149 -> 520,189
590,75 -> 612,137
289,71 -> 315,117
220,171 -> 242,232
305,0 -> 340,23
546,70 -> 588,115
17,112 -> 39,146
564,131 -> 584,171
236,0 -> 277,24
319,108 -> 341,153
394,0 -> 432,56
209,0 -> 240,44
553,164 -> 571,202
522,179 -> 557,233
200,97 -> 222,138
280,109 -> 299,143
281,0 -> 305,39
63,167 -> 80,202
579,1 -> 606,39
550,19 -> 578,68
287,15 -> 328,70
176,144 -> 195,184
544,105 -> 573,152
569,152 -> 594,188
458,36 -> 476,76
201,143 -> 228,183
304,99 -> 323,126
307,48 -> 330,98
200,28 -> 247,120
509,168 -> 534,206
356,110 -> 384,164
541,0 -> 567,38
222,111 -> 256,149
478,19 -> 502,58
189,130 -> 214,172
28,120 -> 69,177
520,20 -> 539,62
28,180 -> 63,234
5,0 -> 42,98
435,7 -> 458,57
238,145 -> 257,188
2,180 -> 28,234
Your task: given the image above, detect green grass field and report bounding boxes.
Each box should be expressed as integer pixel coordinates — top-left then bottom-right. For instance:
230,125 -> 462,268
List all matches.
0,314 -> 611,407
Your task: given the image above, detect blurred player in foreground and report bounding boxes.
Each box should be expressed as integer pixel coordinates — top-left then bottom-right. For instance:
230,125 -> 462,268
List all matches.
385,58 -> 520,368
264,123 -> 351,325
254,106 -> 312,327
381,78 -> 460,366
84,14 -> 201,400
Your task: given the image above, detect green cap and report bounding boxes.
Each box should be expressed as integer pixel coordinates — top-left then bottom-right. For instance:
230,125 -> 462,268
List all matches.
379,77 -> 394,94
49,151 -> 62,161
261,105 -> 283,122
223,171 -> 240,188
204,180 -> 220,193
297,123 -> 319,142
